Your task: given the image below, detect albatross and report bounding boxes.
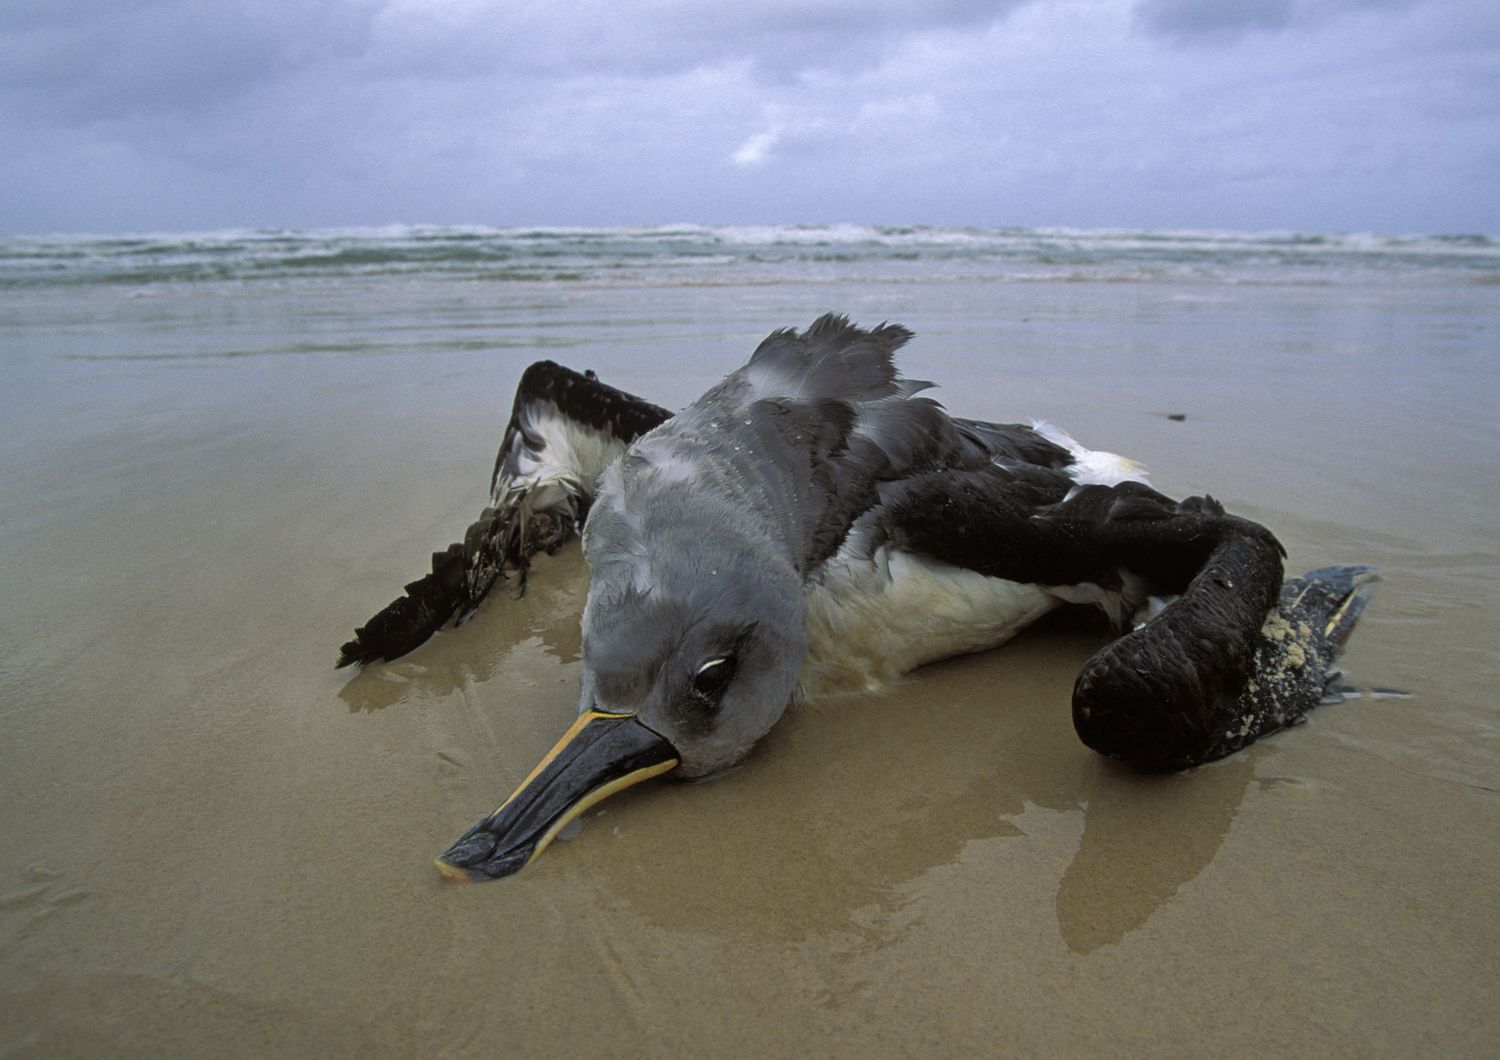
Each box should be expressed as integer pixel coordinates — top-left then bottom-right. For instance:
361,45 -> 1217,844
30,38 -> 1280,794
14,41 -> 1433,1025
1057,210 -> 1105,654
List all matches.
337,314 -> 1371,882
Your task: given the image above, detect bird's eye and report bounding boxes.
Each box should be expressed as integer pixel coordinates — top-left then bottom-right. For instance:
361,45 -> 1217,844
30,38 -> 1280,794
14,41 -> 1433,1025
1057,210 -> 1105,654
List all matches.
691,655 -> 736,702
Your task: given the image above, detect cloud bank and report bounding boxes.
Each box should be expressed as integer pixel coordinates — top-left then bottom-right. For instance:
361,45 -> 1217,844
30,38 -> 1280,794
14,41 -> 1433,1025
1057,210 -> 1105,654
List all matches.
1,0 -> 1495,234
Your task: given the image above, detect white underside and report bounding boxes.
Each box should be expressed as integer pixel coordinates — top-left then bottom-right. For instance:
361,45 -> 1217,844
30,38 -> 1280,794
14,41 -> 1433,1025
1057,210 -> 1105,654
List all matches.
499,401 -> 628,508
801,546 -> 1063,696
799,417 -> 1160,697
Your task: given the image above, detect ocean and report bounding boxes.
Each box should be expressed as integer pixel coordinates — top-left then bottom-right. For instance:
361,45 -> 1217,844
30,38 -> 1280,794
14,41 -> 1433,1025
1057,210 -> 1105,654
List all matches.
5,223 -> 1498,290
2,224 -> 1498,1055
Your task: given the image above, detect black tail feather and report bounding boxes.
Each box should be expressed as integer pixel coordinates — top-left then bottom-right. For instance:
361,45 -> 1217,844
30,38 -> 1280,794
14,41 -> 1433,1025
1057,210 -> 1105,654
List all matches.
1285,564 -> 1376,651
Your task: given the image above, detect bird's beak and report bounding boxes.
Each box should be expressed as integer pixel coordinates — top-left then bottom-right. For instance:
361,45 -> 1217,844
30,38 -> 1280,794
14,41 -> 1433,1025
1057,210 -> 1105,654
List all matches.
434,710 -> 679,881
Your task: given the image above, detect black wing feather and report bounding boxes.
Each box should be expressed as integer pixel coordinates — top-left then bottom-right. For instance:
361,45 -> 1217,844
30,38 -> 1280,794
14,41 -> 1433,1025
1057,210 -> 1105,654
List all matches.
869,457 -> 1367,769
337,362 -> 670,668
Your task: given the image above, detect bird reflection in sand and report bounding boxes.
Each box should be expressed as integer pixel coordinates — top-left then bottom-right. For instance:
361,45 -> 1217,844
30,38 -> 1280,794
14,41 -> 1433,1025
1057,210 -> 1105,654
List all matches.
337,548 -> 588,713
344,579 -> 1260,954
1054,749 -> 1261,955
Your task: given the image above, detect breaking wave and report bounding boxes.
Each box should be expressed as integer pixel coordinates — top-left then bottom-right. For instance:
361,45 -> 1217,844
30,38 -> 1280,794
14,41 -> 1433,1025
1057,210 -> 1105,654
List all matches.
1,223 -> 1495,289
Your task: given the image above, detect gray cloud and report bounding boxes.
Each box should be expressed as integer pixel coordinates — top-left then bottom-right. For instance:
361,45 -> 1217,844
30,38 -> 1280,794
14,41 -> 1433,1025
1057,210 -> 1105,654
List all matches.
0,0 -> 1028,120
1134,0 -> 1415,42
0,0 -> 1496,235
360,1 -> 1032,82
0,1 -> 375,122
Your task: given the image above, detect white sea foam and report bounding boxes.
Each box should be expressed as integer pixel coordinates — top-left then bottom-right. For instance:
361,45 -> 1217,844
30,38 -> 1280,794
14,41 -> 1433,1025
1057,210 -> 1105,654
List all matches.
0,223 -> 1494,291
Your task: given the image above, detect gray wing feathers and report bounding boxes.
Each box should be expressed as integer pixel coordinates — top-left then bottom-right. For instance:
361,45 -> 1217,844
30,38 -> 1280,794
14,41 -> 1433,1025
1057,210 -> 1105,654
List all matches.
743,314 -> 916,405
595,315 -> 972,577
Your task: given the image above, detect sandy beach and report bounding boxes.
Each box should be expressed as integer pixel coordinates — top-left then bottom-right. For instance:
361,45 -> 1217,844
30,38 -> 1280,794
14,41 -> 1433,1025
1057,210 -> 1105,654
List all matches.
2,237 -> 1498,1055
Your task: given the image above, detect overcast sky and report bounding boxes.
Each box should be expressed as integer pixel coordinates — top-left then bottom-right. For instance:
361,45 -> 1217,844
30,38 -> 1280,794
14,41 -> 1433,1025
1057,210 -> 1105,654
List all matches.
2,0 -> 1496,236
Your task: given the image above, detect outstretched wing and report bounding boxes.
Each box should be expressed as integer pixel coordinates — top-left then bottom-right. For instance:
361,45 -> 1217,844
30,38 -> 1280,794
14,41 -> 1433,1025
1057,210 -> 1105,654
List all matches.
869,442 -> 1370,770
336,362 -> 671,667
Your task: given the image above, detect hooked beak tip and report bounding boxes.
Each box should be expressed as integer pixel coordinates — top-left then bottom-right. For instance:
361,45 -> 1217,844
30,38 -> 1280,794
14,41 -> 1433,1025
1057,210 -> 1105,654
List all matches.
434,710 -> 679,882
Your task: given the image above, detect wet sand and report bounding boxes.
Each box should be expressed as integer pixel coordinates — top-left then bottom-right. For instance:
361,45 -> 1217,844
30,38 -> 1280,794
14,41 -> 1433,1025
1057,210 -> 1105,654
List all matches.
2,278 -> 1498,1055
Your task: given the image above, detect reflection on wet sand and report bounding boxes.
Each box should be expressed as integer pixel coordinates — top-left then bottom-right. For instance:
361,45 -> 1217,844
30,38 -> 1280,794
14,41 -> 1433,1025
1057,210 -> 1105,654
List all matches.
1056,750 -> 1259,954
341,549 -> 1258,956
337,547 -> 588,712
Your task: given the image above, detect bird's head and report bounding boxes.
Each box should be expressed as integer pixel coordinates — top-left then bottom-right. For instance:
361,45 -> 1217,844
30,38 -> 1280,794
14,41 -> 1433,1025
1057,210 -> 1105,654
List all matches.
435,529 -> 808,881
